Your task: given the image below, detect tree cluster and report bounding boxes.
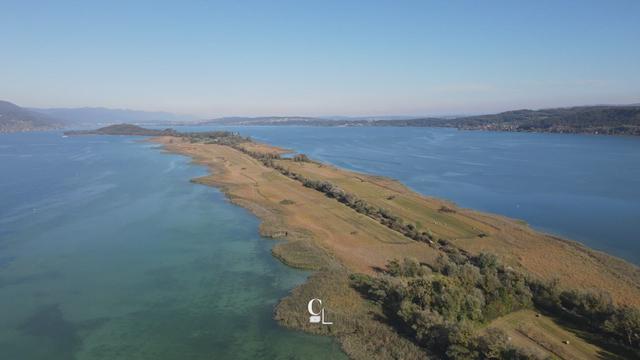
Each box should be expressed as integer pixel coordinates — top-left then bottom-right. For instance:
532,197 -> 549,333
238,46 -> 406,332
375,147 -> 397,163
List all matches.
292,153 -> 311,162
184,131 -> 249,145
530,279 -> 640,350
351,255 -> 537,359
352,253 -> 640,358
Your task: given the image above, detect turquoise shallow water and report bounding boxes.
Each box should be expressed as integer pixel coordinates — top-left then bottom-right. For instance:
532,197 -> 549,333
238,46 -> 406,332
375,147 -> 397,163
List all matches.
0,132 -> 346,359
184,126 -> 640,265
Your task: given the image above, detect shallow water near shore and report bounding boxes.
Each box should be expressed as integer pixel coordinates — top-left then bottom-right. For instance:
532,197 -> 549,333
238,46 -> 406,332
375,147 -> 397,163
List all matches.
0,132 -> 346,359
190,126 -> 640,265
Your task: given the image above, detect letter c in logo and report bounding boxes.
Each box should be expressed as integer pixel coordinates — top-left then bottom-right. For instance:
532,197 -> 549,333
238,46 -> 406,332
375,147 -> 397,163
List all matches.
307,298 -> 332,324
308,298 -> 322,316
308,298 -> 322,323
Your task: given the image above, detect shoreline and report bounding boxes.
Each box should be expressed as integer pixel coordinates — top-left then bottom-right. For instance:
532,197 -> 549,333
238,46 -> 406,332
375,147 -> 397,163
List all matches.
149,135 -> 640,359
200,123 -> 640,137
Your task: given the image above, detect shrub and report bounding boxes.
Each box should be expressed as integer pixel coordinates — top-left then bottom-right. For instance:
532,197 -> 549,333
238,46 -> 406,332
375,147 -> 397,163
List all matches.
293,153 -> 310,162
603,306 -> 640,349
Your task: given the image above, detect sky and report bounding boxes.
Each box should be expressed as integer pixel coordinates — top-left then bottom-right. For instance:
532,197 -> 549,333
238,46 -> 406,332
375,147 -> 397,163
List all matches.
1,0 -> 639,117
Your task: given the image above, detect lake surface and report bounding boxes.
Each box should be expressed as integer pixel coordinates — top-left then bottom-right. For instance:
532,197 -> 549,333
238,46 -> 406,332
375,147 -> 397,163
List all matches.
2,127 -> 639,359
0,132 -> 346,359
192,126 -> 640,265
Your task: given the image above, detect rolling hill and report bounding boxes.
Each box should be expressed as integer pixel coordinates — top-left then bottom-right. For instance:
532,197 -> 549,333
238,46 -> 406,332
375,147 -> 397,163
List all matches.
382,105 -> 640,135
0,100 -> 64,133
31,107 -> 198,126
201,105 -> 640,136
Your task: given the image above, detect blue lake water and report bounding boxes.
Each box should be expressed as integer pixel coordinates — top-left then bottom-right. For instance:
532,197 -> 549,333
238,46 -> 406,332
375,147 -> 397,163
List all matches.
1,127 -> 639,359
0,132 -> 345,359
189,126 -> 640,265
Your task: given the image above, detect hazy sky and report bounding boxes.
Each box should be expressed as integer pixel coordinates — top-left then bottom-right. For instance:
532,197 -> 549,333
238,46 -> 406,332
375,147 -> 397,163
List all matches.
1,0 -> 639,117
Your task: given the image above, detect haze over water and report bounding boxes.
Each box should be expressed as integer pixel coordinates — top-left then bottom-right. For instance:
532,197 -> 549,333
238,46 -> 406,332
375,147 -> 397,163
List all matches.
0,132 -> 345,359
212,126 -> 640,265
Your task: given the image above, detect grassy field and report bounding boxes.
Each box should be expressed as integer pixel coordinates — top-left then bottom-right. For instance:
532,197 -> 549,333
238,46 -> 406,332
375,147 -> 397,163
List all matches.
158,137 -> 441,274
486,310 -> 636,360
153,136 -> 640,359
274,157 -> 640,307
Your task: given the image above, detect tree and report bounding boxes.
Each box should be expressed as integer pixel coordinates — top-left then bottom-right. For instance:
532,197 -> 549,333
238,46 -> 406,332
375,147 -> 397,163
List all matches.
293,153 -> 310,162
603,306 -> 640,349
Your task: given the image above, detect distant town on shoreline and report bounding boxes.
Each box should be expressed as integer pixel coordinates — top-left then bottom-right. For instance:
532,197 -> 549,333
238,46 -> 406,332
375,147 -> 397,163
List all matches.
2,99 -> 640,136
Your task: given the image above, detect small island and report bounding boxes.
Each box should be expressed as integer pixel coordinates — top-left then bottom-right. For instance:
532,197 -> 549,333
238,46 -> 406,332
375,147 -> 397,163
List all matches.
64,124 -> 178,136
70,124 -> 640,359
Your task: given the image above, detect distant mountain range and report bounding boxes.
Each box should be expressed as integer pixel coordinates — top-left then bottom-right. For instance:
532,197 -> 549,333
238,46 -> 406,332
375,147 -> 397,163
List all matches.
0,100 -> 64,133
4,99 -> 640,136
32,107 -> 198,126
201,105 -> 640,136
0,100 -> 198,133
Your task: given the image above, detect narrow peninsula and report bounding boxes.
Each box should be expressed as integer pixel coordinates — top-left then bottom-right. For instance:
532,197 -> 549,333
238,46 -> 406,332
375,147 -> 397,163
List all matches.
70,125 -> 640,360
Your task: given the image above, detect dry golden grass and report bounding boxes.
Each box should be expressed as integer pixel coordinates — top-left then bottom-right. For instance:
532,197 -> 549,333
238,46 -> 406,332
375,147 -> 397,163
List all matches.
486,310 -> 633,360
275,158 -> 640,307
237,141 -> 290,156
155,137 -> 441,274
277,160 -> 491,240
454,210 -> 640,306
